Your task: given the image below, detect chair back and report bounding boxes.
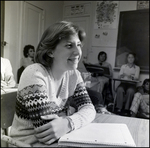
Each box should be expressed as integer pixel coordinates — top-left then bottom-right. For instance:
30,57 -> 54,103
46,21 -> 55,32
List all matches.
17,66 -> 25,83
1,91 -> 17,129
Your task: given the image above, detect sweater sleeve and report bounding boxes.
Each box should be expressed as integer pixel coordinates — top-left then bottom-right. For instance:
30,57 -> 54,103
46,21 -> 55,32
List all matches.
134,66 -> 140,80
67,71 -> 96,130
16,64 -> 61,128
119,65 -> 124,78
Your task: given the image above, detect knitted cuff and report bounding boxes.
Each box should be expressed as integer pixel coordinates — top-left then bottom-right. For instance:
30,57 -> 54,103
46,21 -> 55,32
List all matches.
66,116 -> 75,132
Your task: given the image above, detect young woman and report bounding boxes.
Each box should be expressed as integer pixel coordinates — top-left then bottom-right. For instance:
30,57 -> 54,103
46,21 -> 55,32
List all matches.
90,51 -> 113,96
130,78 -> 149,118
115,52 -> 140,115
10,21 -> 96,146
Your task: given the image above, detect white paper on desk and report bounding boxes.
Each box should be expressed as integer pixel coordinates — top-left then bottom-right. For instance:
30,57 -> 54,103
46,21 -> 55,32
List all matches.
58,123 -> 136,147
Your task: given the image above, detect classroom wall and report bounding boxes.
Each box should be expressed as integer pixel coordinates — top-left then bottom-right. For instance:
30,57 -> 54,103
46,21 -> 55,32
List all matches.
3,1 -> 63,82
63,1 -> 149,86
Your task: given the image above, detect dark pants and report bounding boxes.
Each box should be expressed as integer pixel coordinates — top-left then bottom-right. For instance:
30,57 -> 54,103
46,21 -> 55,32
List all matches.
116,83 -> 136,110
87,88 -> 104,106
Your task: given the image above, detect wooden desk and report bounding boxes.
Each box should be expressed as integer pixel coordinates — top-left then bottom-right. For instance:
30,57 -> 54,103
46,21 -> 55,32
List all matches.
112,78 -> 141,92
1,87 -> 18,147
94,114 -> 149,147
1,88 -> 18,128
33,114 -> 149,147
1,87 -> 18,95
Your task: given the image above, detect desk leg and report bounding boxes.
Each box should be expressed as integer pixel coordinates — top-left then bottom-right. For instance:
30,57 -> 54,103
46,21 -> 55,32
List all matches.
112,80 -> 117,112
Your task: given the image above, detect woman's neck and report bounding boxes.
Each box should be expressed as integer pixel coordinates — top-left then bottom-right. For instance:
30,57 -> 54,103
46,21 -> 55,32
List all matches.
50,65 -> 66,82
127,63 -> 134,67
99,61 -> 104,65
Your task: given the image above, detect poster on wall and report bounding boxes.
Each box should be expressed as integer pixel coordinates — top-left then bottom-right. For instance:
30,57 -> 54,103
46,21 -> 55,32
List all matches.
94,1 -> 119,29
137,1 -> 149,10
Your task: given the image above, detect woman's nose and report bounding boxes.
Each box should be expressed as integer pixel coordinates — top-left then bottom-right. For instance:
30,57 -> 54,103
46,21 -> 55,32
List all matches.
73,46 -> 81,54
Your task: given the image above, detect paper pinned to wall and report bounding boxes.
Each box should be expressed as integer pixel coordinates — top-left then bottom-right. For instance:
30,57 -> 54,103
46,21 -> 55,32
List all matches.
94,1 -> 119,29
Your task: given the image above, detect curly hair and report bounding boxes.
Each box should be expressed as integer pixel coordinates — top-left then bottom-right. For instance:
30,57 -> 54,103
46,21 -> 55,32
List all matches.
34,21 -> 86,68
23,45 -> 35,57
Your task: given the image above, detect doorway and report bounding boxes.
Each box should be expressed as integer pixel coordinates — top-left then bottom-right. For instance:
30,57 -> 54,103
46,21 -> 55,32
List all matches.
22,2 -> 44,51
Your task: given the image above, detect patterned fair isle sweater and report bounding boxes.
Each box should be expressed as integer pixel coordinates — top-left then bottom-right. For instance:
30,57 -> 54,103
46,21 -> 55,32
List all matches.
10,63 -> 96,146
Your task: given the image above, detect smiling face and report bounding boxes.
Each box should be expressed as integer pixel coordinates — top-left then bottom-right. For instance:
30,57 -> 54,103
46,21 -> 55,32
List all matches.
52,34 -> 82,71
28,48 -> 35,58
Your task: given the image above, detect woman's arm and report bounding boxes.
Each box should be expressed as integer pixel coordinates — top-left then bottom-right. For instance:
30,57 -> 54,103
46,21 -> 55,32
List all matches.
67,82 -> 96,130
118,65 -> 125,78
17,65 -> 72,144
133,66 -> 140,80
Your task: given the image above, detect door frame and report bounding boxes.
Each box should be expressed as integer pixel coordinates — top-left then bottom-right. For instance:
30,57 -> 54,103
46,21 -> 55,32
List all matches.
1,1 -> 5,57
22,1 -> 45,56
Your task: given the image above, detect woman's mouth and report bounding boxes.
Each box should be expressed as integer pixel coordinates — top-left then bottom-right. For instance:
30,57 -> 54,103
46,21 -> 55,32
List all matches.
68,57 -> 79,64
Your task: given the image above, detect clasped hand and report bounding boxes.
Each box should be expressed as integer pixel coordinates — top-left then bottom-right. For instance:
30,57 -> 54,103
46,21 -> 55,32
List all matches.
34,114 -> 71,145
120,73 -> 134,80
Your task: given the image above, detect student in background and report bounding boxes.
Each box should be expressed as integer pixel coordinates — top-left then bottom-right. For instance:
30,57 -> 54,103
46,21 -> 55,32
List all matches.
17,45 -> 35,83
10,21 -> 96,146
130,78 -> 149,119
21,44 -> 35,68
92,51 -> 113,93
115,52 -> 140,116
1,57 -> 16,88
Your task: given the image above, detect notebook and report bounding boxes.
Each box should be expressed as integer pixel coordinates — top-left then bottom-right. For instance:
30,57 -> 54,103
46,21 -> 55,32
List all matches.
58,123 -> 136,147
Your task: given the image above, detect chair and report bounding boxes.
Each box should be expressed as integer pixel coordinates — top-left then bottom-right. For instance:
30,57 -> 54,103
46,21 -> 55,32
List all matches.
102,79 -> 113,105
1,91 -> 31,147
17,66 -> 25,83
112,78 -> 141,113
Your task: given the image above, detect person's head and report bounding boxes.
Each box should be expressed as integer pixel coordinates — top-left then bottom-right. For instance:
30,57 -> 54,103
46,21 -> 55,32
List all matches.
126,52 -> 136,64
23,45 -> 35,58
34,21 -> 86,71
142,78 -> 149,92
98,51 -> 107,63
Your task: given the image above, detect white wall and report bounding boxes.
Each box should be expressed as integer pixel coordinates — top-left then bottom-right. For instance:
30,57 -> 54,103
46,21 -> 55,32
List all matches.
4,1 -> 64,82
4,1 -> 22,82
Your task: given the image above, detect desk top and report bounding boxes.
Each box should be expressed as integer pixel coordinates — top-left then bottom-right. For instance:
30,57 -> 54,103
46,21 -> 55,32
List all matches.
113,78 -> 141,84
94,114 -> 149,147
1,87 -> 18,95
32,114 -> 149,147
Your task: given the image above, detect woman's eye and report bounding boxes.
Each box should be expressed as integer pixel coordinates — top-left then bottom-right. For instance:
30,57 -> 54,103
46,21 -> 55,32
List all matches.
77,43 -> 82,47
66,44 -> 72,49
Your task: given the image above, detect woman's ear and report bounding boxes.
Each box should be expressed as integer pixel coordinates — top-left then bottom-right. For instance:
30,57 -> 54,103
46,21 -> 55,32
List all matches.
47,51 -> 54,58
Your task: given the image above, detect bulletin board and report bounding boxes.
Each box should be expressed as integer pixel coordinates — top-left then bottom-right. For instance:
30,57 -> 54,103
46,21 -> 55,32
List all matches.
115,9 -> 149,73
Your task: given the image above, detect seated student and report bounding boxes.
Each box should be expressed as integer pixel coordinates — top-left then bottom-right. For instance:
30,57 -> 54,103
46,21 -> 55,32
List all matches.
90,51 -> 113,98
130,78 -> 149,119
10,21 -> 96,146
21,44 -> 35,68
1,57 -> 16,88
18,45 -> 35,83
115,52 -> 140,116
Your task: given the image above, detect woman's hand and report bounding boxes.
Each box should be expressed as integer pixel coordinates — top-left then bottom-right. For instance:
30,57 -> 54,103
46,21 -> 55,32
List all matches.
120,73 -> 125,78
34,114 -> 71,145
